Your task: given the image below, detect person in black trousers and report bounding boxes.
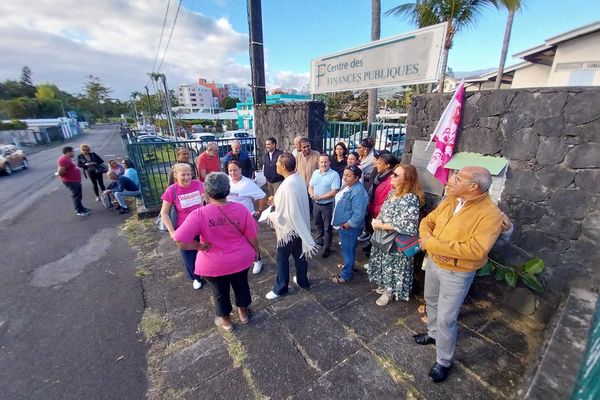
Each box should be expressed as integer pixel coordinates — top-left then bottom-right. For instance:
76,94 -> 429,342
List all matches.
77,144 -> 106,202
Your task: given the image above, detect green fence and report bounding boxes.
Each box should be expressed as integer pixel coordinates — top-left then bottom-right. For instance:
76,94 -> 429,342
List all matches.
571,296 -> 600,399
127,138 -> 256,208
322,121 -> 406,158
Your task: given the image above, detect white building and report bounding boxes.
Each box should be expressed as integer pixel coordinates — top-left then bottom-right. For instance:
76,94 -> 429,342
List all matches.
225,84 -> 252,102
177,84 -> 217,112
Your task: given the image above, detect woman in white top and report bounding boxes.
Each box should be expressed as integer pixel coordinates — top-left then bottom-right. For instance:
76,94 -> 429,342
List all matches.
227,160 -> 267,274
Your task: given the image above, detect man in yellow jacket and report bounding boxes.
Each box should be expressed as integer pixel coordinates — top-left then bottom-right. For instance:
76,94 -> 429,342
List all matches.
416,166 -> 502,383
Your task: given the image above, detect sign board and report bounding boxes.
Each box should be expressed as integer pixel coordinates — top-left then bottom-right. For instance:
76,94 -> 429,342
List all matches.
411,140 -> 444,196
310,23 -> 447,94
445,152 -> 508,204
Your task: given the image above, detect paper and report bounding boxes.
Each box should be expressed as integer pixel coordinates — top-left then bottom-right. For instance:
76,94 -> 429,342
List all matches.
258,206 -> 273,223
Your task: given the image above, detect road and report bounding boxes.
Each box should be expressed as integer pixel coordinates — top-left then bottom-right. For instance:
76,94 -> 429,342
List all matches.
0,125 -> 147,399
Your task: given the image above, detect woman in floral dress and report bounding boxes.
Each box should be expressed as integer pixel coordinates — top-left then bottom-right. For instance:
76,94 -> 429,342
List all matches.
367,164 -> 424,306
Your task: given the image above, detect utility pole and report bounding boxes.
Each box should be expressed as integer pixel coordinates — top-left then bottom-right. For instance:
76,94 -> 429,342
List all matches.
160,74 -> 177,139
247,0 -> 266,105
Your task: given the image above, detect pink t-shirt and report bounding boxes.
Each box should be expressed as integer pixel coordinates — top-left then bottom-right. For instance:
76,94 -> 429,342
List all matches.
174,202 -> 258,277
161,180 -> 205,227
57,155 -> 81,183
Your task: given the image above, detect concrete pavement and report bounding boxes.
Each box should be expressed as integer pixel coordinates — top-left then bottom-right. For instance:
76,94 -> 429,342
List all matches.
0,126 -> 147,399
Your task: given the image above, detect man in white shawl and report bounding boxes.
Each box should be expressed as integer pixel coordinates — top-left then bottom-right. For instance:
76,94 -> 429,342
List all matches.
266,153 -> 318,299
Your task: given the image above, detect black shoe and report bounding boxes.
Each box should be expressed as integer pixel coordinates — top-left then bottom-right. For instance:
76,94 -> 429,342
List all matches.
428,362 -> 451,383
114,206 -> 122,211
82,207 -> 92,213
119,207 -> 130,214
413,333 -> 436,345
322,248 -> 331,258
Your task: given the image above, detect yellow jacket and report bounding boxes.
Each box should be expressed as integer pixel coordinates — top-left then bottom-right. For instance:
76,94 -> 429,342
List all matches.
419,193 -> 502,273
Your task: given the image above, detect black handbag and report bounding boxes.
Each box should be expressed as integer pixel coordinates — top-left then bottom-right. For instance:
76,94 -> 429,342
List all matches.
370,229 -> 397,253
95,164 -> 109,174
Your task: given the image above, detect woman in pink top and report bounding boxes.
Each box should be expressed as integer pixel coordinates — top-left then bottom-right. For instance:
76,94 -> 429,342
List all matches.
174,172 -> 259,331
160,163 -> 205,290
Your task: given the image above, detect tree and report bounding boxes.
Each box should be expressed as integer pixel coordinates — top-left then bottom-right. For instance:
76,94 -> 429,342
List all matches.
19,66 -> 36,98
495,0 -> 521,89
386,0 -> 498,93
83,75 -> 112,118
36,84 -> 57,101
221,96 -> 240,109
368,0 -> 381,122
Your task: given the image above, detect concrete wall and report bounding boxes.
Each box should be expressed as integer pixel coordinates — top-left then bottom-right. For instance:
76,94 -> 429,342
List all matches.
253,101 -> 325,165
512,64 -> 552,89
548,31 -> 600,86
0,129 -> 38,146
405,87 -> 600,293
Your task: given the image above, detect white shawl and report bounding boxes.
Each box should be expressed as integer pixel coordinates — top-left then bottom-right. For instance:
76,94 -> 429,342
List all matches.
268,172 -> 318,258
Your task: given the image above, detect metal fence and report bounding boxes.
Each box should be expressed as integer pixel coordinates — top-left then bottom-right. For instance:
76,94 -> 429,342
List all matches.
571,296 -> 600,399
127,137 -> 256,208
322,121 -> 406,158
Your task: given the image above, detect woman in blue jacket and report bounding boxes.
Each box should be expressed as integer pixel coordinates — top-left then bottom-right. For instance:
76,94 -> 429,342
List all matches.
331,165 -> 369,284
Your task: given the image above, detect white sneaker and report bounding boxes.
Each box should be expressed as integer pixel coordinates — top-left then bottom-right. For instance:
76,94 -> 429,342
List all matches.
192,279 -> 202,289
252,260 -> 263,274
293,276 -> 298,286
265,291 -> 280,300
364,263 -> 369,270
95,196 -> 100,202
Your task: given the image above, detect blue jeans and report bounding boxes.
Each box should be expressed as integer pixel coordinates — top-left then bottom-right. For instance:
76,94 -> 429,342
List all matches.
339,227 -> 361,281
180,249 -> 200,281
272,236 -> 309,295
114,190 -> 141,208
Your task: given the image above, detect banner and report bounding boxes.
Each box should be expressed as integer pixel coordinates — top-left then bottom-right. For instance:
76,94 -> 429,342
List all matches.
310,23 -> 447,94
426,80 -> 465,185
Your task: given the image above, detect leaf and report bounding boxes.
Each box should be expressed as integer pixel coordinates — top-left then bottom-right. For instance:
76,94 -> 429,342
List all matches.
477,262 -> 494,277
504,271 -> 517,288
520,274 -> 544,293
523,258 -> 544,275
494,268 -> 505,281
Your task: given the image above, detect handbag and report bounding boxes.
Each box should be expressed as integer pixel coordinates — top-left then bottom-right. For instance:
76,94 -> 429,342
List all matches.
394,234 -> 421,257
370,229 -> 397,253
157,185 -> 178,232
95,164 -> 109,174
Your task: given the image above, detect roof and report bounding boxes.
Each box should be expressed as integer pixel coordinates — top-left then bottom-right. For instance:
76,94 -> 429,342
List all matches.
513,20 -> 600,65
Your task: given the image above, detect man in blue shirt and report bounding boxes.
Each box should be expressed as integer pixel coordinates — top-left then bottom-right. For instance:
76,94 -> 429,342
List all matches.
222,140 -> 254,178
104,170 -> 140,214
309,154 -> 341,258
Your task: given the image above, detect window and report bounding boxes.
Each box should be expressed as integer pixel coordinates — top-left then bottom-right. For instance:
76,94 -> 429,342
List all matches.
569,70 -> 596,86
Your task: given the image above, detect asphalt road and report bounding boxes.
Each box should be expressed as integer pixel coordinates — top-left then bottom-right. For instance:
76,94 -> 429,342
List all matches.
0,125 -> 147,399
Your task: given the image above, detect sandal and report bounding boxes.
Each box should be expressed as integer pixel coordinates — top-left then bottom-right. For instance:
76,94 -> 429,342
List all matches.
375,287 -> 386,294
214,317 -> 233,331
336,264 -> 344,270
420,315 -> 428,324
376,292 -> 393,306
418,304 -> 427,315
238,309 -> 250,325
331,275 -> 348,284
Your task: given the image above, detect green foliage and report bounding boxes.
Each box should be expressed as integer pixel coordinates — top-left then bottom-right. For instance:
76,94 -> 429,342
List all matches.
324,91 -> 368,122
0,119 -> 28,130
221,96 -> 240,109
478,257 -> 545,293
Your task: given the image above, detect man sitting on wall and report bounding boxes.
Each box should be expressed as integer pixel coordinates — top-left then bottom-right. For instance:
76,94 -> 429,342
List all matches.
416,166 -> 502,383
222,140 -> 254,178
104,170 -> 140,214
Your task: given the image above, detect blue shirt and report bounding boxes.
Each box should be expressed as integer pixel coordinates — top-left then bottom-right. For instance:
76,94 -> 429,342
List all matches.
124,168 -> 139,187
309,168 -> 341,204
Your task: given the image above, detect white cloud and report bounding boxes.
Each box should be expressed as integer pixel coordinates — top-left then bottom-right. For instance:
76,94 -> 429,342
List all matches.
0,0 -> 256,98
267,70 -> 310,92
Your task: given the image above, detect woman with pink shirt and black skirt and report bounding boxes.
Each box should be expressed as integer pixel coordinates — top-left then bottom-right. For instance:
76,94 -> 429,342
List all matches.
174,172 -> 259,331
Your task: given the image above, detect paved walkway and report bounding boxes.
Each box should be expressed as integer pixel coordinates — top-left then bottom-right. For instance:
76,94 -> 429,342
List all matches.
128,218 -> 545,400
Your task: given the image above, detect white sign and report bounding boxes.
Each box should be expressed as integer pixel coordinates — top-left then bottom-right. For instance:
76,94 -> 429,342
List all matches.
310,23 -> 447,94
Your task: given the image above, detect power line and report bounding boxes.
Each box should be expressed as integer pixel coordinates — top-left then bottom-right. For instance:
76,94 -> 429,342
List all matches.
156,0 -> 183,73
146,0 -> 172,87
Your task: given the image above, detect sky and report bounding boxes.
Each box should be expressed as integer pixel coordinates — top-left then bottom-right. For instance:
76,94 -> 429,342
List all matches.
0,0 -> 598,99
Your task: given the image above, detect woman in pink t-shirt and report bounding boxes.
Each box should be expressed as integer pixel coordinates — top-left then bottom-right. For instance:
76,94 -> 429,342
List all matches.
160,163 -> 205,290
174,172 -> 259,331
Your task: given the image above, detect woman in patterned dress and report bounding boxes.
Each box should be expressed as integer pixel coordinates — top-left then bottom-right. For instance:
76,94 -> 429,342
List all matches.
367,164 -> 425,306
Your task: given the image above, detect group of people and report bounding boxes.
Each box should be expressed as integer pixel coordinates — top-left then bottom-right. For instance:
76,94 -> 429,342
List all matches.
59,134 -> 510,383
56,144 -> 141,216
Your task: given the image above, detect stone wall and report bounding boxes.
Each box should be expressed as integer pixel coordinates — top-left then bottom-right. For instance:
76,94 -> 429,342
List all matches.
405,87 -> 600,293
0,129 -> 38,146
254,101 -> 325,164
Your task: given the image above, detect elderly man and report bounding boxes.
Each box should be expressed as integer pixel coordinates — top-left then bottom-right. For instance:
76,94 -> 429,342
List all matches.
265,153 -> 317,300
291,135 -> 303,157
168,147 -> 197,184
263,137 -> 284,196
309,155 -> 341,258
196,142 -> 221,182
104,170 -> 140,214
222,139 -> 254,178
416,166 -> 502,383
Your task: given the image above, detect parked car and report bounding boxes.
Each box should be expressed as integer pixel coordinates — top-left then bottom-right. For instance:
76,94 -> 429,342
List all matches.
187,133 -> 217,151
136,135 -> 171,143
0,145 -> 28,175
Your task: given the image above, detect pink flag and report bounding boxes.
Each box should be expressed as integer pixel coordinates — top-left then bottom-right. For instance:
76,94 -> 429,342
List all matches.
426,80 -> 465,185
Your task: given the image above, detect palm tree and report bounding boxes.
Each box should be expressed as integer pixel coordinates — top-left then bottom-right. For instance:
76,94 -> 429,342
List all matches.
494,0 -> 521,89
386,0 -> 498,93
368,0 -> 381,122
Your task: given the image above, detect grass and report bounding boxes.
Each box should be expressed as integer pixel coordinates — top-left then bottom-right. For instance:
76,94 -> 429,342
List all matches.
139,309 -> 172,341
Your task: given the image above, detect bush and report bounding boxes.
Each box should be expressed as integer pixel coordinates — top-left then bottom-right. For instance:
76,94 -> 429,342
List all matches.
0,119 -> 27,130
